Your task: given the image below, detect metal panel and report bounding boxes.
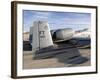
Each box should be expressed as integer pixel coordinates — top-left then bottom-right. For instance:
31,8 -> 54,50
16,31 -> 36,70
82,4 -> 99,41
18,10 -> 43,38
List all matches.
56,28 -> 74,40
32,21 -> 53,52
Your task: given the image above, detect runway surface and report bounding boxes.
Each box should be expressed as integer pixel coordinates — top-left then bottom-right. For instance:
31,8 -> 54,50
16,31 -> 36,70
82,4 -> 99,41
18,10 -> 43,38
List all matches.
23,47 -> 90,69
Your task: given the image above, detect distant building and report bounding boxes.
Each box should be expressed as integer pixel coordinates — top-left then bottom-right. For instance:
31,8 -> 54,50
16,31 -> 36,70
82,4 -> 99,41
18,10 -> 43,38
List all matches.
23,32 -> 29,41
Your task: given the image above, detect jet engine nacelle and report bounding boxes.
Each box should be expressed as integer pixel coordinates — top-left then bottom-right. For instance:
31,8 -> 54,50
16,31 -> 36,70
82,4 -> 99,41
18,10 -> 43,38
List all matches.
51,28 -> 75,41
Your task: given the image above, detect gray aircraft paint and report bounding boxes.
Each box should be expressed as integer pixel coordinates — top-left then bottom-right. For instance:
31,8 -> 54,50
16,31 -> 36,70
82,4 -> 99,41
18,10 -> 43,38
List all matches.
32,21 -> 53,53
56,28 -> 74,40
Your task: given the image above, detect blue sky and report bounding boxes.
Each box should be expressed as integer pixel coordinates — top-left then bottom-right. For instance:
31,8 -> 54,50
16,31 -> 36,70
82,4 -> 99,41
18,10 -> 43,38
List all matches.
23,10 -> 91,32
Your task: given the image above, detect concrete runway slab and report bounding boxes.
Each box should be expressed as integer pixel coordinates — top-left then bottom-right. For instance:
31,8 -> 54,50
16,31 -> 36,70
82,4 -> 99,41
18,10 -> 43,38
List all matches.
23,48 -> 90,69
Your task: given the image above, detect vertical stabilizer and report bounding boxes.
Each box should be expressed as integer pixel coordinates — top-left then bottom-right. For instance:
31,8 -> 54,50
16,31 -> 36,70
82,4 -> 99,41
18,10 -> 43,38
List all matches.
32,21 -> 53,52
